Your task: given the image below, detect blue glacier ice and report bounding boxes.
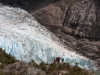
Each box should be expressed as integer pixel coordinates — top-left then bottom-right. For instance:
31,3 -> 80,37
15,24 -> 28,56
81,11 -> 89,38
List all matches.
0,4 -> 97,71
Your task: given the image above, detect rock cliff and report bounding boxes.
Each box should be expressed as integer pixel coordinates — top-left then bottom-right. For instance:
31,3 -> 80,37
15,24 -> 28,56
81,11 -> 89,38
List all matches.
33,0 -> 100,69
33,0 -> 100,39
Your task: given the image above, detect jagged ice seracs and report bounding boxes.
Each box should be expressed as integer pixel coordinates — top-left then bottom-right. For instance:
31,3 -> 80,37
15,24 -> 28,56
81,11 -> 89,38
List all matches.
0,4 -> 97,71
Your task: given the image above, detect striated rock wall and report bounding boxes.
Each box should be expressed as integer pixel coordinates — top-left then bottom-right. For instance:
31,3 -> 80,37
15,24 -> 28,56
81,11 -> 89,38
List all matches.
34,0 -> 100,39
90,0 -> 100,39
32,0 -> 99,39
0,0 -> 99,40
63,0 -> 96,38
33,0 -> 100,68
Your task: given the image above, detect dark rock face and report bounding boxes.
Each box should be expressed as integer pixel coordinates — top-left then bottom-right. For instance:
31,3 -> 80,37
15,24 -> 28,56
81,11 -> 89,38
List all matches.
90,0 -> 100,39
33,0 -> 100,69
63,0 -> 96,38
34,0 -> 100,39
0,0 -> 54,12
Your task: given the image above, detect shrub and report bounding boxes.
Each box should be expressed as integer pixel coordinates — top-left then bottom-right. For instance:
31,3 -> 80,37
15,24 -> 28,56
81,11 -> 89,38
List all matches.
57,63 -> 66,70
66,62 -> 71,70
29,60 -> 90,75
0,48 -> 17,65
46,63 -> 57,74
0,71 -> 3,75
69,62 -> 89,75
39,62 -> 47,72
0,64 -> 5,69
37,73 -> 40,75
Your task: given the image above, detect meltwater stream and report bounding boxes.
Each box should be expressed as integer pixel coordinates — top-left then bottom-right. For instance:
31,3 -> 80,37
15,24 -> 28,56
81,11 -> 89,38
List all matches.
0,4 -> 97,71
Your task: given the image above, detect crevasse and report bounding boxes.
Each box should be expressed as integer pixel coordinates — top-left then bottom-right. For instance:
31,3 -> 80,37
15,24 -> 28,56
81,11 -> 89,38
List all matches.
0,4 -> 97,71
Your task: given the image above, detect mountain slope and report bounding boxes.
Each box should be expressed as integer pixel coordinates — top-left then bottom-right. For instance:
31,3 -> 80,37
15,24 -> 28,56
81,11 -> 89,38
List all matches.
0,3 -> 97,71
0,0 -> 99,71
32,0 -> 100,69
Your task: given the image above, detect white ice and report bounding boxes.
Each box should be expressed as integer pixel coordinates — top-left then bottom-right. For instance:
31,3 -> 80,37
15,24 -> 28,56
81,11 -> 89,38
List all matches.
0,4 -> 97,71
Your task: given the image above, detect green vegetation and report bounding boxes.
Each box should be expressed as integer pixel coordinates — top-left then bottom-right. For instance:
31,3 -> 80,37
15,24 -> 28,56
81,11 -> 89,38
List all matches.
0,48 -> 93,75
0,48 -> 17,65
94,70 -> 100,75
0,48 -> 18,75
29,61 -> 91,75
28,60 -> 40,68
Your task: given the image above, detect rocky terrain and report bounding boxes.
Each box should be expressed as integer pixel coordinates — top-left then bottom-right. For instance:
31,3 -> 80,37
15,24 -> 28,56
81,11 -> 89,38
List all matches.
0,61 -> 95,75
32,0 -> 100,69
0,48 -> 94,75
0,0 -> 100,72
0,62 -> 46,75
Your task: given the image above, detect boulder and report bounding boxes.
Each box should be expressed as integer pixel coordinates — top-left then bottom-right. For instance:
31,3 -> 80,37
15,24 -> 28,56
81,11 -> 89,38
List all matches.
34,4 -> 66,27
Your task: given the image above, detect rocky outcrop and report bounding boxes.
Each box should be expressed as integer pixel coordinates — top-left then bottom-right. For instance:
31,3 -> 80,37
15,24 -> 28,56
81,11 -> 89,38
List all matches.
90,0 -> 100,39
1,62 -> 46,75
33,0 -> 100,39
33,3 -> 67,36
63,0 -> 96,38
33,0 -> 100,69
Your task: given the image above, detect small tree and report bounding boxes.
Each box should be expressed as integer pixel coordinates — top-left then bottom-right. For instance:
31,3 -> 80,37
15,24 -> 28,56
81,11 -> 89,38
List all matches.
39,62 -> 47,72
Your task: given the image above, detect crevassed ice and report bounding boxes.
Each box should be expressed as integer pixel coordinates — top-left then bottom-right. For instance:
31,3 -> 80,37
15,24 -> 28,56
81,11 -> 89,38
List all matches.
0,4 -> 97,71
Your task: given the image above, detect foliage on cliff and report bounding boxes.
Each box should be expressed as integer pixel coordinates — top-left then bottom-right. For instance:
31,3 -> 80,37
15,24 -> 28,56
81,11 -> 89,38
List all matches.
0,48 -> 17,65
29,60 -> 93,75
0,48 -> 94,75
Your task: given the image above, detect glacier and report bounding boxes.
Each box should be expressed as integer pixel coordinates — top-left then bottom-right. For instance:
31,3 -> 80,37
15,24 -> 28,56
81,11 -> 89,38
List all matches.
0,3 -> 97,71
